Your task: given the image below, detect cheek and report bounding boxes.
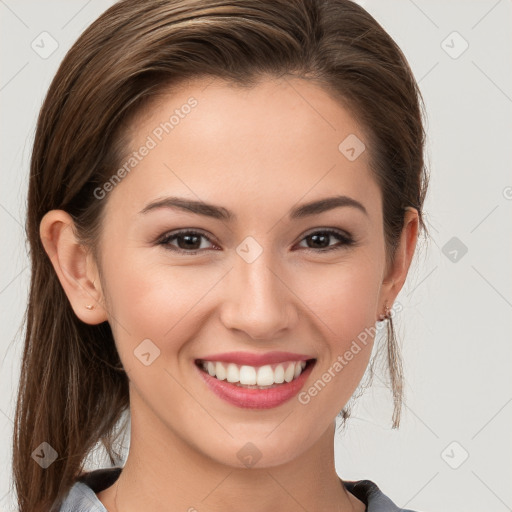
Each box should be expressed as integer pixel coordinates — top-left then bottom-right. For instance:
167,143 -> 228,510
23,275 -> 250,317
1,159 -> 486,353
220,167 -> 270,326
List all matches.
100,249 -> 224,357
291,254 -> 383,409
295,253 -> 383,341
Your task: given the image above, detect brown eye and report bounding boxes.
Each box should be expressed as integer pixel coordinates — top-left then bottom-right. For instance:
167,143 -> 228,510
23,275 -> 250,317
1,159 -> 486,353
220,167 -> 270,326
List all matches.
298,229 -> 355,252
158,230 -> 216,254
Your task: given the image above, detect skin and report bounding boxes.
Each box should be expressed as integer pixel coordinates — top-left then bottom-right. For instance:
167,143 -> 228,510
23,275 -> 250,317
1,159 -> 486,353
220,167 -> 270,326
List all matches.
40,76 -> 418,512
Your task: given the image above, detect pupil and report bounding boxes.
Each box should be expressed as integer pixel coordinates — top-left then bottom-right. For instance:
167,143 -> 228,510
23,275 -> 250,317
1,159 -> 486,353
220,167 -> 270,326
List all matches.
309,234 -> 328,248
180,234 -> 200,250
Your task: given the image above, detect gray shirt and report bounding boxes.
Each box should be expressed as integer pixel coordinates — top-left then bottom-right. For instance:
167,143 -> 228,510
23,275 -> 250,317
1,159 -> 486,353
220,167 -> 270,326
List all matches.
55,467 -> 419,512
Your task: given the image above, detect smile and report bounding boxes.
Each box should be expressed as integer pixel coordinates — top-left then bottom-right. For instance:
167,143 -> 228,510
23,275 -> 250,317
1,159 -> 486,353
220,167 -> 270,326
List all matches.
195,358 -> 317,409
196,359 -> 310,388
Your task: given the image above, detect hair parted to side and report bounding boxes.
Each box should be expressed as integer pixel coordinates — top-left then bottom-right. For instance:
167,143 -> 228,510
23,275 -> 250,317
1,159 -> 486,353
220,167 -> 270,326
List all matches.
13,0 -> 429,510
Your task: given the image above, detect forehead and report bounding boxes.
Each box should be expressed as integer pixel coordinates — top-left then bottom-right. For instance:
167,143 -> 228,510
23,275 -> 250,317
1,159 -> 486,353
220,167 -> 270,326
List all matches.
105,76 -> 381,223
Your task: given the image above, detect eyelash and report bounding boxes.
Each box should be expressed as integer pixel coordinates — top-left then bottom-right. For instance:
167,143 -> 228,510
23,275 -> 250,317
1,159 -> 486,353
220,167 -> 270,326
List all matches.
156,228 -> 355,255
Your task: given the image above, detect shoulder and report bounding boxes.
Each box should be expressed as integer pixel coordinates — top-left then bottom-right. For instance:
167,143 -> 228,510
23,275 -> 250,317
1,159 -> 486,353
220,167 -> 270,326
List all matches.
53,467 -> 122,512
55,481 -> 106,512
344,479 -> 420,512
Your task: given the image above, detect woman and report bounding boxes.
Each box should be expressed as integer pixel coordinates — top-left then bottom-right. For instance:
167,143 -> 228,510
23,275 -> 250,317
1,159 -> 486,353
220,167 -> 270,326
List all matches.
13,0 -> 429,510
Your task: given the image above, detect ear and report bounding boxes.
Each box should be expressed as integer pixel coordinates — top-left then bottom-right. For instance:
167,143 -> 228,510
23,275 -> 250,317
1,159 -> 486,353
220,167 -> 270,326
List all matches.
39,209 -> 108,325
379,207 -> 419,316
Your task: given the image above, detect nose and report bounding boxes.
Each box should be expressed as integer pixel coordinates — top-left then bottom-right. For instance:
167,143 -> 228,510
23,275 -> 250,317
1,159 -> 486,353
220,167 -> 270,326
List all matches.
219,252 -> 299,340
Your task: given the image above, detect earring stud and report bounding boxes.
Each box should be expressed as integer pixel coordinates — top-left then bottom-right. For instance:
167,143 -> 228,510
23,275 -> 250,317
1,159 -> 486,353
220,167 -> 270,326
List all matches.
378,303 -> 390,322
85,304 -> 95,310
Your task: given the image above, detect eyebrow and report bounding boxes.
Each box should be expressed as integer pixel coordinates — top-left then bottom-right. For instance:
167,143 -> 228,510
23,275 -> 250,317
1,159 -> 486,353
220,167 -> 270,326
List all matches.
138,194 -> 368,220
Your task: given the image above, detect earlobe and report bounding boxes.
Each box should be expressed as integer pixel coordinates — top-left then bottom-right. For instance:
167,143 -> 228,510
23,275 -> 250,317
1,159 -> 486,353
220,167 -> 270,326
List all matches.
39,210 -> 108,325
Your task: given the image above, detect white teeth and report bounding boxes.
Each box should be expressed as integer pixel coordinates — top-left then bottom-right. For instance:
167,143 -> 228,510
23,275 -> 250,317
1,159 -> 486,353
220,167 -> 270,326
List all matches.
215,361 -> 226,380
226,363 -> 239,383
274,364 -> 285,384
239,365 -> 257,385
284,363 -> 295,383
256,365 -> 274,386
199,359 -> 310,386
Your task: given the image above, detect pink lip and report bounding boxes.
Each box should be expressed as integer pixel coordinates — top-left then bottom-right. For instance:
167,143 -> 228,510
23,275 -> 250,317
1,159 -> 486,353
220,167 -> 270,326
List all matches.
196,351 -> 314,366
195,360 -> 316,409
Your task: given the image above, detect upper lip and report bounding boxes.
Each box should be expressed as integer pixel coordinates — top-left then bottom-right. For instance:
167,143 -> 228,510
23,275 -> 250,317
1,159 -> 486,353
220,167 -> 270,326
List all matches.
196,351 -> 315,367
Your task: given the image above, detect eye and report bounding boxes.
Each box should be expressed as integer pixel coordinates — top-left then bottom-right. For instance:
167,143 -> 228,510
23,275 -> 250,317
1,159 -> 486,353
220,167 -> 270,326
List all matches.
297,229 -> 355,252
157,230 -> 218,254
157,228 -> 355,255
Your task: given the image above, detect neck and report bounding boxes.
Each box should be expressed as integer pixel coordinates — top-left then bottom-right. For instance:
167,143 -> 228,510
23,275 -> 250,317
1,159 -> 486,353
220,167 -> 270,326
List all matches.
100,400 -> 362,512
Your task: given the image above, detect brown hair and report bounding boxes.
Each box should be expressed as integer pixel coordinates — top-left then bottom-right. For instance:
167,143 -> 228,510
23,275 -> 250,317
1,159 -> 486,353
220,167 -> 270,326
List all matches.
13,0 -> 429,510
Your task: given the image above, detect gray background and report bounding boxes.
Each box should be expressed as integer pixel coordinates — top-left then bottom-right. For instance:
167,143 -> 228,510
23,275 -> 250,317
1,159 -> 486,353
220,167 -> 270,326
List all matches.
1,1 -> 511,511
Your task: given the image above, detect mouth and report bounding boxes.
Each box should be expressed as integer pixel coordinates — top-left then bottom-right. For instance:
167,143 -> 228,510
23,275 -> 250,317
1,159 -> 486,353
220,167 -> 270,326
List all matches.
194,358 -> 317,409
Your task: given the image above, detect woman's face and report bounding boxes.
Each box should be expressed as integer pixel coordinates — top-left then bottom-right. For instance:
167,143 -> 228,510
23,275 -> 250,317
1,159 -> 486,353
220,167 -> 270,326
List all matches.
89,76 -> 413,468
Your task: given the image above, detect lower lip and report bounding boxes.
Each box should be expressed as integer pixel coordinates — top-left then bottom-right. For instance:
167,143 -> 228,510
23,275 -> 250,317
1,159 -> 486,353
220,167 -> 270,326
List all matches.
196,360 -> 315,409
